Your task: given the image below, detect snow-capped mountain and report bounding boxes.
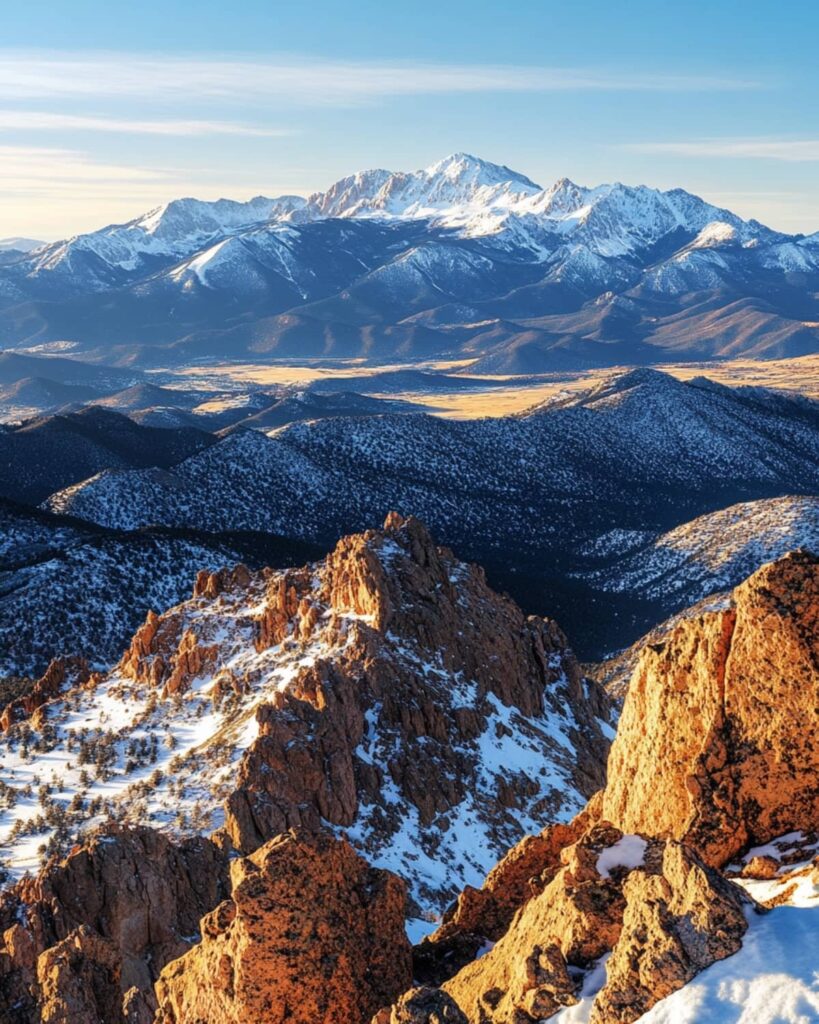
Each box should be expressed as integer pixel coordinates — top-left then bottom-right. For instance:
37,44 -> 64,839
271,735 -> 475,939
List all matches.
298,152 -> 542,226
0,154 -> 816,366
0,237 -> 45,253
21,195 -> 304,292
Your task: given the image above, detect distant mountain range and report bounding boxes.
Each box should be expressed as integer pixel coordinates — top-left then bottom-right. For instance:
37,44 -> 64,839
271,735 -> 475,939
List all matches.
0,154 -> 816,367
0,237 -> 46,254
1,367 -> 818,676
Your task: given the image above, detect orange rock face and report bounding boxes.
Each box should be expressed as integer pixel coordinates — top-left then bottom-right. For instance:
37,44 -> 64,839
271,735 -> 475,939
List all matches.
396,551 -> 817,1023
0,826 -> 229,1023
219,514 -> 611,912
602,550 -> 819,866
588,839 -> 753,1024
0,656 -> 90,732
154,829 -> 412,1024
36,925 -> 122,1024
432,825 -> 752,1024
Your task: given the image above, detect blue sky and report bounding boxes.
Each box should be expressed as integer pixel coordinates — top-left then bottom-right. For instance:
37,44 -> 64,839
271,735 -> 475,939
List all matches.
1,0 -> 817,239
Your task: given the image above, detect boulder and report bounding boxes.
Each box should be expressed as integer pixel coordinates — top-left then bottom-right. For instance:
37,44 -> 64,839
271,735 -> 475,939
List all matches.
154,829 -> 412,1024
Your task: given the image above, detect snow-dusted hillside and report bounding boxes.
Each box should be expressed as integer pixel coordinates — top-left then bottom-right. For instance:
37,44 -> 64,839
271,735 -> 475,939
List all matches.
576,494 -> 819,605
579,495 -> 819,698
0,516 -> 612,927
0,406 -> 216,504
46,370 -> 819,552
0,154 -> 817,365
32,370 -> 819,661
0,501 -> 322,677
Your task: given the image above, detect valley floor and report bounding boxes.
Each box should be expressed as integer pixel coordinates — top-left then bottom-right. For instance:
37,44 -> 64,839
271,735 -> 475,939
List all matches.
156,352 -> 819,419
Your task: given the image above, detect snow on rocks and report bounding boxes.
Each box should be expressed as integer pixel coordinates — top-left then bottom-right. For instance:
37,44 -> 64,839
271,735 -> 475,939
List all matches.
596,834 -> 648,880
0,514 -> 612,928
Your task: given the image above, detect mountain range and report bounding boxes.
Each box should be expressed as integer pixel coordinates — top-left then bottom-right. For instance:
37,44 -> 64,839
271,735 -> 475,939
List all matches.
0,154 -> 817,367
36,368 -> 819,658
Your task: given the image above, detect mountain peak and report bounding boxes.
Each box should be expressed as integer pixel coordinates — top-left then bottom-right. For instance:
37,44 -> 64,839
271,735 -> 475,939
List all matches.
423,152 -> 541,191
581,366 -> 682,401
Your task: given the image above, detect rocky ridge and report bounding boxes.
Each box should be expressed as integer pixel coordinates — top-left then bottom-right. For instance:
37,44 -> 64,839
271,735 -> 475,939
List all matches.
387,549 -> 819,1023
0,514 -> 611,917
601,549 -> 818,865
1,539 -> 815,1023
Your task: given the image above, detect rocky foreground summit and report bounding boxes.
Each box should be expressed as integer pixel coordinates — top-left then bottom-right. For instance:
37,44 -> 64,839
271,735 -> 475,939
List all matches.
0,534 -> 815,1023
400,549 -> 819,1023
0,514 -> 611,1022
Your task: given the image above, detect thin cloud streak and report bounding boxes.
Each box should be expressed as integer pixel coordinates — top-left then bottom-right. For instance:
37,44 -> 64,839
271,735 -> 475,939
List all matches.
0,145 -> 302,237
0,111 -> 294,136
625,138 -> 819,161
0,52 -> 760,105
0,145 -> 169,184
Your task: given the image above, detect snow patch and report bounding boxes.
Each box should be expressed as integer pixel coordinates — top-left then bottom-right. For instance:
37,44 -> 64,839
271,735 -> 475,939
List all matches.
596,835 -> 648,879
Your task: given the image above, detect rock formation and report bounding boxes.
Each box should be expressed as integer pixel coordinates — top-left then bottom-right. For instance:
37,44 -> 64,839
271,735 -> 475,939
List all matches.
35,926 -> 124,1024
222,513 -> 611,894
602,549 -> 819,866
10,511 -> 605,918
387,551 -> 817,1023
2,531 -> 814,1024
0,656 -> 91,732
0,514 -> 612,932
154,829 -> 411,1024
0,826 -> 229,1024
412,824 -> 754,1024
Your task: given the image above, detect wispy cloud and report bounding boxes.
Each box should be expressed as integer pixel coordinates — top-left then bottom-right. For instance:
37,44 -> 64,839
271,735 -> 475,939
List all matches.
0,110 -> 293,136
0,145 -> 168,187
0,144 -> 301,237
624,138 -> 819,161
0,52 -> 760,105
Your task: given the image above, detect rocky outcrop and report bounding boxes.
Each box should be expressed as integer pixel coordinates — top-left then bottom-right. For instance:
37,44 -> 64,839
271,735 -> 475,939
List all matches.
0,656 -> 90,731
423,824 -> 752,1024
0,826 -> 229,1024
35,926 -> 123,1024
220,515 -> 611,911
154,829 -> 411,1024
372,987 -> 468,1024
119,613 -> 219,697
0,538 -> 814,1024
393,551 -> 818,1022
589,841 -> 753,1024
602,550 -> 819,867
